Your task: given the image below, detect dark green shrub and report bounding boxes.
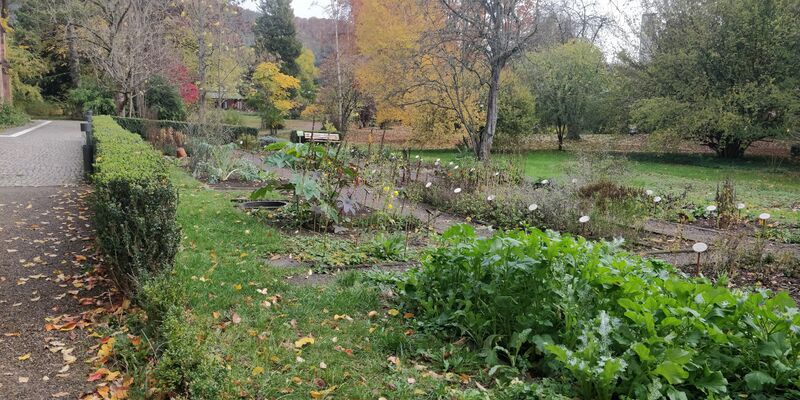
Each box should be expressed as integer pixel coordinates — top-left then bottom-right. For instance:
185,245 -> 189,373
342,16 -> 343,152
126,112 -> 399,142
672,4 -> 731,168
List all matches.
392,226 -> 800,399
21,99 -> 64,117
67,85 -> 115,117
145,76 -> 187,121
112,116 -> 257,144
91,116 -> 180,295
0,104 -> 30,127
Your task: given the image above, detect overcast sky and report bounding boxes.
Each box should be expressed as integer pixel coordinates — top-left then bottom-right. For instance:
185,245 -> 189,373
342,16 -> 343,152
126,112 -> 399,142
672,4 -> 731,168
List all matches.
242,0 -> 327,19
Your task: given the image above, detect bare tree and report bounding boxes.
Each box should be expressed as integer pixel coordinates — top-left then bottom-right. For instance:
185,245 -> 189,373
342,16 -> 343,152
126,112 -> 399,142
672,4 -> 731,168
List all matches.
73,0 -> 168,116
542,0 -> 613,46
318,0 -> 358,132
172,0 -> 250,120
430,0 -> 542,161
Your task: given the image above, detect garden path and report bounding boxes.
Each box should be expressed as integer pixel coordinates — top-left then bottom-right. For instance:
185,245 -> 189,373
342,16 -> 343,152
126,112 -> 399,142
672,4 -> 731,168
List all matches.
643,219 -> 800,259
0,121 -> 104,398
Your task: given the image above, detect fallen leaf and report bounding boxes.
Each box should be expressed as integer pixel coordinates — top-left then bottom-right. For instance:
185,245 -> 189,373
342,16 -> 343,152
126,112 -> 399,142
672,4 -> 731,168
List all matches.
252,367 -> 264,376
294,336 -> 315,349
310,386 -> 337,399
17,353 -> 31,361
18,376 -> 29,383
231,313 -> 242,324
387,309 -> 400,317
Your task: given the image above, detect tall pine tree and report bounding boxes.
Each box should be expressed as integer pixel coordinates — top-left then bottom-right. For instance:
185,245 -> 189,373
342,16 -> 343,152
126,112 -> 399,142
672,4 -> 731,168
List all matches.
254,0 -> 302,76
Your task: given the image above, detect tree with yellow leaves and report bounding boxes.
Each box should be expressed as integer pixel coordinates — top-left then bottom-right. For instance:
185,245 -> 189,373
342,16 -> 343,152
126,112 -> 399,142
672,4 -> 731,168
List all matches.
354,0 -> 484,148
248,61 -> 300,134
355,0 -> 542,159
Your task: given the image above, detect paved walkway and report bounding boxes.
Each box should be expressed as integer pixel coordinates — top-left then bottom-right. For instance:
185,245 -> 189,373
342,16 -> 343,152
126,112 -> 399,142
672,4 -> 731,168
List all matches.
0,120 -> 83,186
0,121 -> 99,398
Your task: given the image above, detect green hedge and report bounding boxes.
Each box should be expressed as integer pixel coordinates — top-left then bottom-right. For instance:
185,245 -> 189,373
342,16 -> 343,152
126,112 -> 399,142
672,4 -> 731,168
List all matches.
112,116 -> 258,144
92,116 -> 180,295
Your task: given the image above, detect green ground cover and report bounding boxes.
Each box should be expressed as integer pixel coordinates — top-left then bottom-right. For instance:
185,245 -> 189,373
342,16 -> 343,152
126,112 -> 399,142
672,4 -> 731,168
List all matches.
414,150 -> 800,223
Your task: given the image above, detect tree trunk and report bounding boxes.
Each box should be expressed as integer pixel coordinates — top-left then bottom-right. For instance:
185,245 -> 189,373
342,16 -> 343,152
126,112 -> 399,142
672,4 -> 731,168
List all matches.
0,0 -> 11,105
197,20 -> 207,122
479,64 -> 502,161
557,125 -> 565,151
718,139 -> 746,159
331,0 -> 344,132
115,92 -> 126,116
566,123 -> 581,140
66,23 -> 81,88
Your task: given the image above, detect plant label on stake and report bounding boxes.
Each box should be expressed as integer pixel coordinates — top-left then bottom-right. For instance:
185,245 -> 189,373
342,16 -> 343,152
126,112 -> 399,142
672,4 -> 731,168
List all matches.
692,242 -> 708,275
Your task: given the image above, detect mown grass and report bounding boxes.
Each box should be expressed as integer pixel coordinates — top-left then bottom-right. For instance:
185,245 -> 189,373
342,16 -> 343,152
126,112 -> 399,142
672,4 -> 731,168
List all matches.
413,149 -> 800,223
236,112 -> 262,131
141,168 -> 483,398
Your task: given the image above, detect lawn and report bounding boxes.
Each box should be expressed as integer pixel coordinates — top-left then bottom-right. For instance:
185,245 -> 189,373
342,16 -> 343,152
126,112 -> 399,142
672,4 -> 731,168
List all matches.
413,150 -> 800,223
235,111 -> 262,130
135,167 -> 484,398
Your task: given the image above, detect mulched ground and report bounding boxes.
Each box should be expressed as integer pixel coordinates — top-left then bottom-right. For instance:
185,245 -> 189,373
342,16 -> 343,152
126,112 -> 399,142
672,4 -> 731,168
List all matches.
0,187 -> 112,399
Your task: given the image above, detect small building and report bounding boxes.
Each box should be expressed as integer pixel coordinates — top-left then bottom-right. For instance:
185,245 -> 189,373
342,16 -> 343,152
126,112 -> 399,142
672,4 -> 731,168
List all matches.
207,92 -> 247,111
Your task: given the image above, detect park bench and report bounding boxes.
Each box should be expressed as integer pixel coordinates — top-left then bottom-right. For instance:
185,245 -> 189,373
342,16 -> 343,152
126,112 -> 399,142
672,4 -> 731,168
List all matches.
290,130 -> 342,144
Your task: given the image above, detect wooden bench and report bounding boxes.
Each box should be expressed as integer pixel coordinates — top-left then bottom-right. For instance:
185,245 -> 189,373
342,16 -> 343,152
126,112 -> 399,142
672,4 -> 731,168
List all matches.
290,130 -> 342,144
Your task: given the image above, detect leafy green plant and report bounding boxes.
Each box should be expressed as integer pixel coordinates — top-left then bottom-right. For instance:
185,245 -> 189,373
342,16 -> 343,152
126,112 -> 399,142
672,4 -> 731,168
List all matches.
145,75 -> 187,121
363,233 -> 407,261
253,142 -> 360,230
388,225 -> 800,399
189,141 -> 263,183
0,104 -> 29,127
67,84 -> 116,117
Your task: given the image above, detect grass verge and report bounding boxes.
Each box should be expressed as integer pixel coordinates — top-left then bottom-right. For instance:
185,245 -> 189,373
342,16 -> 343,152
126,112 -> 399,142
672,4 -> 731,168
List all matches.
118,167 -> 498,398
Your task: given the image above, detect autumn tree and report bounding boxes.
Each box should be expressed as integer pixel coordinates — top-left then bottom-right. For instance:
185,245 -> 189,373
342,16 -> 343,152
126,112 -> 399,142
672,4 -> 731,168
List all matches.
295,47 -> 319,106
354,0 -> 473,144
172,0 -> 243,121
254,0 -> 302,76
431,0 -> 541,160
317,0 -> 360,132
247,61 -> 300,134
355,0 -> 544,158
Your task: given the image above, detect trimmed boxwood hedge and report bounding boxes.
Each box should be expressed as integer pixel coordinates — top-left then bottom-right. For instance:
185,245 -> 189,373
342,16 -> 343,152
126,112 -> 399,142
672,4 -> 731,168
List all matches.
112,116 -> 258,144
92,116 -> 180,295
